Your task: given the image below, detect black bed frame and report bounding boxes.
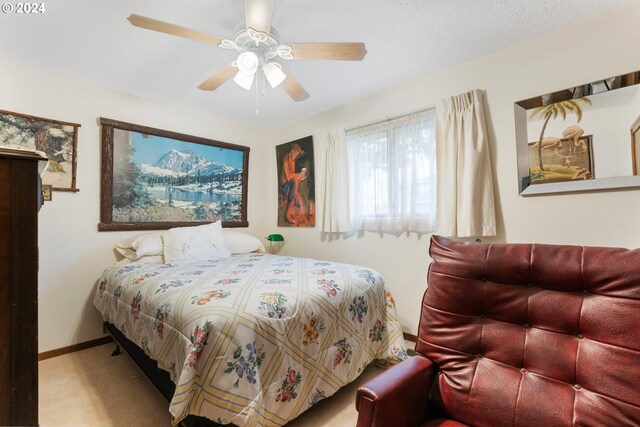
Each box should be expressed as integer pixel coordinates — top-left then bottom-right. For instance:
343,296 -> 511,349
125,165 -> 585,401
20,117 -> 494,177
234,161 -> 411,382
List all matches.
104,322 -> 224,427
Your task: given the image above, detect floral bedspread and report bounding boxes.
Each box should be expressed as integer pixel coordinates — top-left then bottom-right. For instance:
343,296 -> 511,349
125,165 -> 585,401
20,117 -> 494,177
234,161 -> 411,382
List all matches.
93,253 -> 406,426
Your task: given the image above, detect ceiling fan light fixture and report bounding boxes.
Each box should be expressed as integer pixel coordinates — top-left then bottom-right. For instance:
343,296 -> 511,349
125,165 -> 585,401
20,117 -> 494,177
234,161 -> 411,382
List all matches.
233,70 -> 255,90
263,62 -> 286,88
236,51 -> 259,75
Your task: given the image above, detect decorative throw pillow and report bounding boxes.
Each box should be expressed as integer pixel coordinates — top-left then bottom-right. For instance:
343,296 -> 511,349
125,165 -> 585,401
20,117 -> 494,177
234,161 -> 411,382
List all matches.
222,230 -> 266,254
115,232 -> 164,260
163,222 -> 231,264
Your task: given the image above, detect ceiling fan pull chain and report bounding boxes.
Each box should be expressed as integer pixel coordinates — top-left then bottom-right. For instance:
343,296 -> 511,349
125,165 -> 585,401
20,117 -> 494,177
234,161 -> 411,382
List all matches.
255,77 -> 260,116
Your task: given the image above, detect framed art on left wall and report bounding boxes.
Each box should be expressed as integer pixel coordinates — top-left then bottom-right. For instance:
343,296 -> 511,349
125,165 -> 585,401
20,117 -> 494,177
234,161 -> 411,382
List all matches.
98,118 -> 249,231
0,109 -> 80,192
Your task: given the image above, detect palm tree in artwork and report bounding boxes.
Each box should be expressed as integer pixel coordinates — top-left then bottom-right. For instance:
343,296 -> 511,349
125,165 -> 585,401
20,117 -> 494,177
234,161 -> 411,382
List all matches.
529,97 -> 592,177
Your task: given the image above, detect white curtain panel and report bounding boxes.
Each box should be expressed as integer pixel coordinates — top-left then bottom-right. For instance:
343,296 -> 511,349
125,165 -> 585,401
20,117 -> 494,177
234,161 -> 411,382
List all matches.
348,110 -> 436,233
315,129 -> 352,233
436,89 -> 496,237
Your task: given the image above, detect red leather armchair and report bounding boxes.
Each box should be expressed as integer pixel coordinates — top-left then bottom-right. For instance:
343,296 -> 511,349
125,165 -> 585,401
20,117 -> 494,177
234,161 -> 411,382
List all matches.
356,236 -> 640,427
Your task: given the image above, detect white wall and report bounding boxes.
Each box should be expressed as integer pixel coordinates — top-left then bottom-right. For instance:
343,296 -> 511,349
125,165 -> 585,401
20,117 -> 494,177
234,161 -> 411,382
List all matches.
4,2 -> 640,350
267,2 -> 640,335
0,61 -> 270,352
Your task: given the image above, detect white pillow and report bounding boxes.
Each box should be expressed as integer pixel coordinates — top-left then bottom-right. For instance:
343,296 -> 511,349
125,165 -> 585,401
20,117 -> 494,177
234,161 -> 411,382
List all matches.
115,255 -> 164,266
163,221 -> 231,264
222,230 -> 266,254
115,232 -> 164,260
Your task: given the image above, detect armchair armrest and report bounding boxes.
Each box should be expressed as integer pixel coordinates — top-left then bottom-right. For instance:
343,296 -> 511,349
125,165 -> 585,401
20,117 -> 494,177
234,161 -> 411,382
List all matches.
356,355 -> 437,427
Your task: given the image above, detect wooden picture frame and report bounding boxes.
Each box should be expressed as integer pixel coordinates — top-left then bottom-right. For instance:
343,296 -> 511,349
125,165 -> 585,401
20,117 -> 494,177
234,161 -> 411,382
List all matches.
0,109 -> 80,192
632,115 -> 640,175
98,118 -> 249,231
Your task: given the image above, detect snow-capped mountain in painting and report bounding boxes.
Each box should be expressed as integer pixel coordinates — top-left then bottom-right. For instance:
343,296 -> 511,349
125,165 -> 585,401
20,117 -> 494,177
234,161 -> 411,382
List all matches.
139,150 -> 236,177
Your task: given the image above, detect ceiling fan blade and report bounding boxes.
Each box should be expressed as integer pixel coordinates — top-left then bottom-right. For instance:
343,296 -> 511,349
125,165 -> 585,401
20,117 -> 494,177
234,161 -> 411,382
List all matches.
245,0 -> 274,34
197,63 -> 237,91
280,66 -> 310,102
286,43 -> 367,61
128,14 -> 225,47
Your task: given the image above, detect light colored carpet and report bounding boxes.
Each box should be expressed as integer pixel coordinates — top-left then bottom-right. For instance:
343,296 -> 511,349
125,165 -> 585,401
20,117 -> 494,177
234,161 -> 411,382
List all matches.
39,343 -> 172,427
39,341 -> 415,426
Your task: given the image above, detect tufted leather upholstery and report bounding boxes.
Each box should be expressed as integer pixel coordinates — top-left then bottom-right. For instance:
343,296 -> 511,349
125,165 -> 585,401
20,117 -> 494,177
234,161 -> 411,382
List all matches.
356,236 -> 640,427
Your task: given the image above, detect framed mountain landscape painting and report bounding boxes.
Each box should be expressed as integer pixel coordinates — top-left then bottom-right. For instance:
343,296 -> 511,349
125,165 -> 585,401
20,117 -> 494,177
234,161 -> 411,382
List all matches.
98,118 -> 249,231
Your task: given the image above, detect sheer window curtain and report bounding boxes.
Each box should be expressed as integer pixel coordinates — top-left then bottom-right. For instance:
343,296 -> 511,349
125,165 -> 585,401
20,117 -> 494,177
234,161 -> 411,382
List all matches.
436,89 -> 496,237
315,129 -> 352,233
347,110 -> 436,233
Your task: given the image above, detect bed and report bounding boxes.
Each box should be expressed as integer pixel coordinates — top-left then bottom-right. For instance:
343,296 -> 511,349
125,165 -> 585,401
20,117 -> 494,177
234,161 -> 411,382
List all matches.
93,224 -> 407,427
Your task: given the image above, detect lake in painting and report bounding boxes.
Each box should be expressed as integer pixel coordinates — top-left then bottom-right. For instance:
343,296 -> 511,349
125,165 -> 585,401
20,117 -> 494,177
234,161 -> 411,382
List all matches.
111,129 -> 245,223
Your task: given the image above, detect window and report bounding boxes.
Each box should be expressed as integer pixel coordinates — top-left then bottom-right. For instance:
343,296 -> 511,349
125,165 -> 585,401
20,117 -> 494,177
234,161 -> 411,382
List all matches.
346,109 -> 436,233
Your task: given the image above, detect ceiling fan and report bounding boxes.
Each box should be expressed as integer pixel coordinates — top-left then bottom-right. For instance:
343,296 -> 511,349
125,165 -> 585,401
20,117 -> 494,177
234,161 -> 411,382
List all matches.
128,0 -> 368,102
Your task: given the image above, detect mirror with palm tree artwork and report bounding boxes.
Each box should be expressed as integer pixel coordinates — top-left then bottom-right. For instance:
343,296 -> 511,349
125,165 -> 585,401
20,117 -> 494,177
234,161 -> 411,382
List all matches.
515,70 -> 640,196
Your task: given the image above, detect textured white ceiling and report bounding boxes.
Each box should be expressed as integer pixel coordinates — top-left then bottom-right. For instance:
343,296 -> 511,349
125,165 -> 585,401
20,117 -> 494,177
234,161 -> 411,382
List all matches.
0,0 -> 632,129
